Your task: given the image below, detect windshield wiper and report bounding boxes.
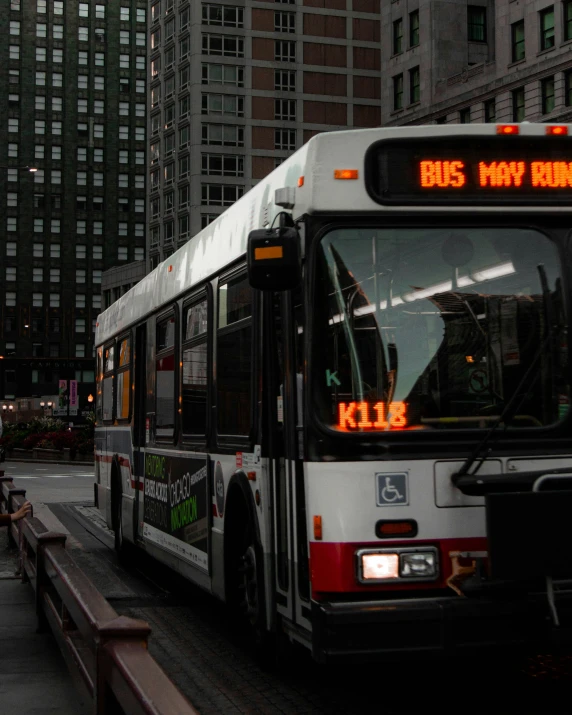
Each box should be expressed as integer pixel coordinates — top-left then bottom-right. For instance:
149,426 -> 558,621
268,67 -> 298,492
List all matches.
452,265 -> 554,489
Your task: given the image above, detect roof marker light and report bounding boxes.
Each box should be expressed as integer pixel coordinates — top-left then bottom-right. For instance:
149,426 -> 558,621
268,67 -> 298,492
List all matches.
546,125 -> 568,136
496,124 -> 519,135
334,169 -> 359,180
298,176 -> 304,187
168,265 -> 173,272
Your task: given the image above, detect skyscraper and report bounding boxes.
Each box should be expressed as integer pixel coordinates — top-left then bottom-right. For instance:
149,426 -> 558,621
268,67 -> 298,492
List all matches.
148,0 -> 383,268
0,0 -> 147,413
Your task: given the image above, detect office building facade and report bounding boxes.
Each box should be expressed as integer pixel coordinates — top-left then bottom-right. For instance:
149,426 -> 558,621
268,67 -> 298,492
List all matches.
148,0 -> 383,267
0,0 -> 146,411
382,0 -> 572,125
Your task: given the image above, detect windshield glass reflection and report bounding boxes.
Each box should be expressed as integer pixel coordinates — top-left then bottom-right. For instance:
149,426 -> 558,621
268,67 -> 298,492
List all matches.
314,227 -> 568,432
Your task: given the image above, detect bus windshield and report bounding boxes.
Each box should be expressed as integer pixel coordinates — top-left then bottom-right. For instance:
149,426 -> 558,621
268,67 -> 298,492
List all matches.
313,226 -> 569,432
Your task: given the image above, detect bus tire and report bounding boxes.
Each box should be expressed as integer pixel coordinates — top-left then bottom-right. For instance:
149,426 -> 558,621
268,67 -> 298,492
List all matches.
111,461 -> 126,558
225,485 -> 269,654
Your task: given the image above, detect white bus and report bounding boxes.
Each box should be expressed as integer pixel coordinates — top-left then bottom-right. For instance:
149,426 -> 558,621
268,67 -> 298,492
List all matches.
95,124 -> 572,662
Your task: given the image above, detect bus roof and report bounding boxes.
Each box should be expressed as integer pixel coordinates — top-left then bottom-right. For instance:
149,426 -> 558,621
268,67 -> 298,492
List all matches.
95,123 -> 571,345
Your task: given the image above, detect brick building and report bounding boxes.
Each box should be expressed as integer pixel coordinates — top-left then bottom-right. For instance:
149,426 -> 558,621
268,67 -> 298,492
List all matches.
148,0 -> 384,267
0,0 -> 147,412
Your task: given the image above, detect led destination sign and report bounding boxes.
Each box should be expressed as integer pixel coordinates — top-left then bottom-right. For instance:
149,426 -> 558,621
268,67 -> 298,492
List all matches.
365,136 -> 572,205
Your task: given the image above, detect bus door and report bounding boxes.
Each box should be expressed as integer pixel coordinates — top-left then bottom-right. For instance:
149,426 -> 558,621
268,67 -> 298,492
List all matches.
132,323 -> 147,541
268,289 -> 309,633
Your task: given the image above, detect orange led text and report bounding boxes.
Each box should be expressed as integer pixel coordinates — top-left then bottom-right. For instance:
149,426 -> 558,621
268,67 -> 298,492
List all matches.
531,161 -> 572,187
478,161 -> 525,187
337,401 -> 407,430
420,160 -> 466,188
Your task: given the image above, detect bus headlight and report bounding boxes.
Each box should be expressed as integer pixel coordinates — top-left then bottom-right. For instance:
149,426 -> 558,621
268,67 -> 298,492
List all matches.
400,551 -> 437,578
361,552 -> 400,580
357,547 -> 439,583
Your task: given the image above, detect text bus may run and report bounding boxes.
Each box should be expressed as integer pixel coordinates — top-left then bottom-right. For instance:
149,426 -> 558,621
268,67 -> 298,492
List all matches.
95,124 -> 572,662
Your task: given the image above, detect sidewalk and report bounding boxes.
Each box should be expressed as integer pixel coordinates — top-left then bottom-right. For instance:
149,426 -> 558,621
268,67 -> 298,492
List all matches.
0,534 -> 87,714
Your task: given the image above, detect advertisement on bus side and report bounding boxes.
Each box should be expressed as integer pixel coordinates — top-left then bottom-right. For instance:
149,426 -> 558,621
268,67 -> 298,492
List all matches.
143,452 -> 209,572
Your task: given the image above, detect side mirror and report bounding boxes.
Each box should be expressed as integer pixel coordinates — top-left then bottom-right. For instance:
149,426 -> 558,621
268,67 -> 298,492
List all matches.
247,225 -> 301,291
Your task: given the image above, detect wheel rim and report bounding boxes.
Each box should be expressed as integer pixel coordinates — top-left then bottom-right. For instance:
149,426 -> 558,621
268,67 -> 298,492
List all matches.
239,544 -> 259,626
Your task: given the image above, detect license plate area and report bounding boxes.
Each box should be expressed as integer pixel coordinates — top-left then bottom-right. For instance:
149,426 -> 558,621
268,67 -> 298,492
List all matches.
486,490 -> 572,581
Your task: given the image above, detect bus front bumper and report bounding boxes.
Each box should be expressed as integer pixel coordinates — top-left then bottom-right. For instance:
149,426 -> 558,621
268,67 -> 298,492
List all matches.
311,590 -> 572,663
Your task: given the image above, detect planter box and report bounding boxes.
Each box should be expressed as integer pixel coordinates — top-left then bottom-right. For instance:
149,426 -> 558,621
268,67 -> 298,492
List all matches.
33,448 -> 64,461
11,448 -> 32,457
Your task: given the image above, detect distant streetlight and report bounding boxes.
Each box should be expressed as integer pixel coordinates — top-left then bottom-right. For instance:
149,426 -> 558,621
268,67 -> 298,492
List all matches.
87,394 -> 94,403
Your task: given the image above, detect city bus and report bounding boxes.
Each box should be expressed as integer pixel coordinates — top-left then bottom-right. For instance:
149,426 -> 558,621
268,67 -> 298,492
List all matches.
95,124 -> 572,662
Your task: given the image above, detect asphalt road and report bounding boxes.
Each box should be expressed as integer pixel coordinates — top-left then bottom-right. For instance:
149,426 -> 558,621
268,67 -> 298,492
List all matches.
5,461 -> 572,714
2,460 -> 94,504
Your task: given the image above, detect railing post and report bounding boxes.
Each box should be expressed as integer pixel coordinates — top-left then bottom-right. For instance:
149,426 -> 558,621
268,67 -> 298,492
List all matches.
35,531 -> 67,633
95,616 -> 152,715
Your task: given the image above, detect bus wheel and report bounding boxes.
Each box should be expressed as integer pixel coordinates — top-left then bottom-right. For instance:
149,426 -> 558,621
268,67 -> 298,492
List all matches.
239,543 -> 260,627
111,467 -> 125,556
227,507 -> 267,650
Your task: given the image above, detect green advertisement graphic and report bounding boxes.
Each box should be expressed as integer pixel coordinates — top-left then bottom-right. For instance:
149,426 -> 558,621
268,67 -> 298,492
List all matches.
144,453 -> 208,558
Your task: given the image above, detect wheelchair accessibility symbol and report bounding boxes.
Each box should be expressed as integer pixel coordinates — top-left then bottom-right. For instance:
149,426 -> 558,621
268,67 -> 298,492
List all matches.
376,472 -> 408,506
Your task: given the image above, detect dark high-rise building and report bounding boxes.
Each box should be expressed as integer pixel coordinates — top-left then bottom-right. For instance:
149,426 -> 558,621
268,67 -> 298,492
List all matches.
148,0 -> 384,268
0,0 -> 146,416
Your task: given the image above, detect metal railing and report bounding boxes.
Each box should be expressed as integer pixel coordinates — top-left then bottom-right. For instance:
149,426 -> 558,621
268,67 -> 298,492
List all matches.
0,474 -> 198,715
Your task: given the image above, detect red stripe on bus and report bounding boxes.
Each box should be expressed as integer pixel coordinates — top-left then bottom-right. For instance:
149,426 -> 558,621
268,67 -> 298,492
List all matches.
309,537 -> 486,597
95,453 -> 144,490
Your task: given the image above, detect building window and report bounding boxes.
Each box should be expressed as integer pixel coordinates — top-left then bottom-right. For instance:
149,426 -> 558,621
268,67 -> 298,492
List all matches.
459,107 -> 471,123
275,39 -> 296,62
6,293 -> 16,308
6,242 -> 17,257
275,98 -> 296,121
393,74 -> 403,110
202,123 -> 244,147
539,7 -> 555,50
33,268 -> 43,282
202,154 -> 244,177
409,10 -> 419,47
409,66 -> 420,104
33,242 -> 44,257
275,11 -> 295,32
565,0 -> 572,41
202,93 -> 244,116
565,70 -> 572,106
202,4 -> 244,27
50,268 -> 60,283
512,86 -> 525,121
201,184 -> 244,206
53,24 -> 63,39
9,45 -> 19,60
541,75 -> 555,114
393,18 -> 403,54
467,6 -> 486,41
511,20 -> 525,61
202,34 -> 244,57
274,69 -> 295,91
274,129 -> 296,150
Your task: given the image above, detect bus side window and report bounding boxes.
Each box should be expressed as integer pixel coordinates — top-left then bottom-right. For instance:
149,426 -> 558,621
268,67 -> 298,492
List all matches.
156,313 -> 176,440
116,336 -> 131,421
102,343 -> 114,421
217,274 -> 253,438
182,297 -> 209,438
96,346 -> 103,424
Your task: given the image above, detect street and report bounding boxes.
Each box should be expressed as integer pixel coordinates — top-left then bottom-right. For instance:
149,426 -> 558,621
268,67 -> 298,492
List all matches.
3,460 -> 572,714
